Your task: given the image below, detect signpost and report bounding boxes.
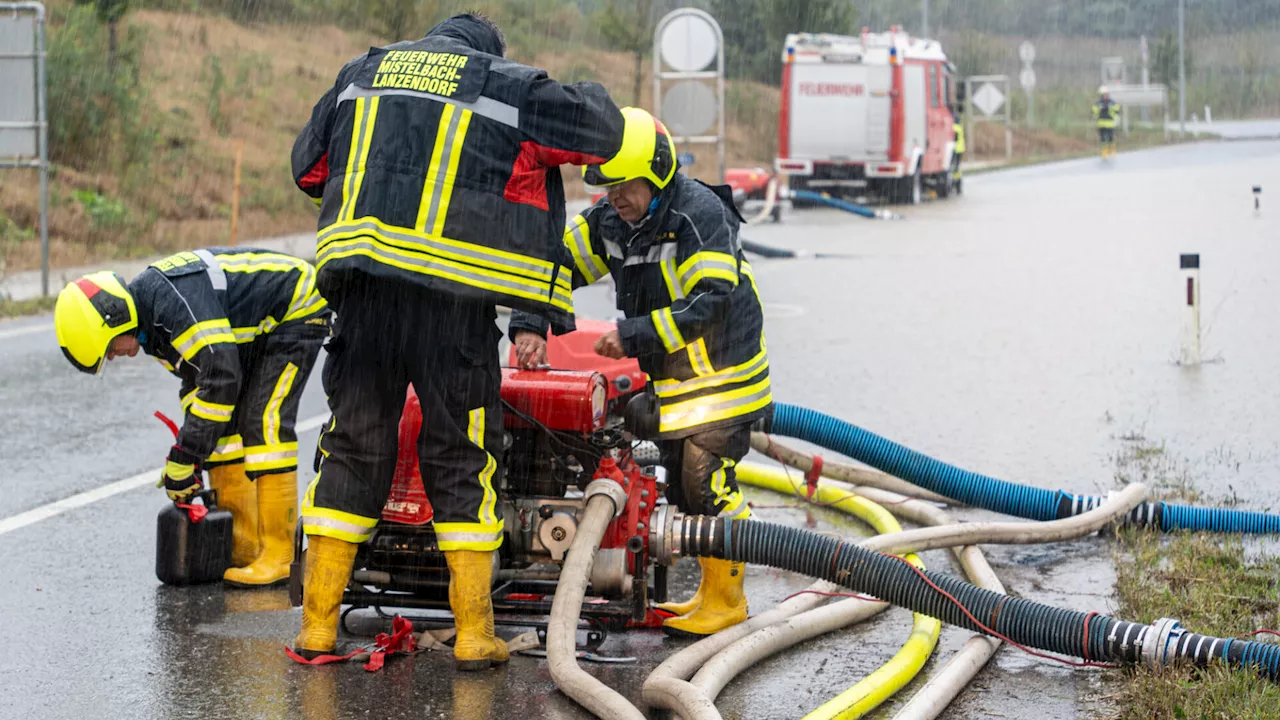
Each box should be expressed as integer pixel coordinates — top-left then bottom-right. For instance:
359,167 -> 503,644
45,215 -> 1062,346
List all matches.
653,8 -> 725,183
1018,40 -> 1036,129
0,2 -> 48,295
966,75 -> 1013,159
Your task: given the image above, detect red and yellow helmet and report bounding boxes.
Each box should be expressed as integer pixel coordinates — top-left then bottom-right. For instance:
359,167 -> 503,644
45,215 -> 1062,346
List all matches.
54,271 -> 138,375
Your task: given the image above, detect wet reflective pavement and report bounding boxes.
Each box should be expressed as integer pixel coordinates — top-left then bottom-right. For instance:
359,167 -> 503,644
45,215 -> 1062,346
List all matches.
3,139 -> 1278,718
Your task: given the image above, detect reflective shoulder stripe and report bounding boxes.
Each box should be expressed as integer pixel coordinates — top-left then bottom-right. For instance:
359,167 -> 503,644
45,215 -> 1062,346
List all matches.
337,82 -> 519,128
192,249 -> 227,291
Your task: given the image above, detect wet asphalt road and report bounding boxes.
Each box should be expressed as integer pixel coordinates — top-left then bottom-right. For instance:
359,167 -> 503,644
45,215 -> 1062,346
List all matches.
3,139 -> 1279,719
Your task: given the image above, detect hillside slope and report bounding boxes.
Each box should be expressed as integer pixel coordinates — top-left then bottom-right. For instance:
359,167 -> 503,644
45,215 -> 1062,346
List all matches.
0,10 -> 779,275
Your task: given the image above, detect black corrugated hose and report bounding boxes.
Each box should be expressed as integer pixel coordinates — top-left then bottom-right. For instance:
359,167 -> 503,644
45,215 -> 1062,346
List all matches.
666,514 -> 1280,681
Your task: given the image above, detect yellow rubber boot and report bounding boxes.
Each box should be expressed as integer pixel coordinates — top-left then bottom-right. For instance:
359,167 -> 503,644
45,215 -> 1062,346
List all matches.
445,550 -> 509,671
224,472 -> 297,587
292,534 -> 358,659
655,557 -> 709,616
662,558 -> 748,637
208,464 -> 260,567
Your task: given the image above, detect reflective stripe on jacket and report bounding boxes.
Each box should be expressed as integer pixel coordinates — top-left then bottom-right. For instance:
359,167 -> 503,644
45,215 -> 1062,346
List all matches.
1093,99 -> 1120,128
511,174 -> 771,438
292,33 -> 624,334
129,248 -> 329,461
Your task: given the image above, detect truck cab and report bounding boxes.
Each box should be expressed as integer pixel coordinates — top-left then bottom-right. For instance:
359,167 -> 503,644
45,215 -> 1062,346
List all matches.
775,28 -> 957,205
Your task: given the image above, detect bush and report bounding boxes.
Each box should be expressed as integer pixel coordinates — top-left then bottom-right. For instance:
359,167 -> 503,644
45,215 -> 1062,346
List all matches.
46,6 -> 157,173
73,190 -> 129,230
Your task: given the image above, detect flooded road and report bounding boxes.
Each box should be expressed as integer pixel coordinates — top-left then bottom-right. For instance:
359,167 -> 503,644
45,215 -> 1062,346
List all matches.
2,139 -> 1277,718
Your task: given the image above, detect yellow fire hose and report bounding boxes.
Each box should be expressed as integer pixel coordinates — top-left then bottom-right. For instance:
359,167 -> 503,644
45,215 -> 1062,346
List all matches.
735,463 -> 941,720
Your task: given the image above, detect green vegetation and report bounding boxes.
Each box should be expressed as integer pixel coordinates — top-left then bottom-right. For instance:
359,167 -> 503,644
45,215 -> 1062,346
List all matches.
0,296 -> 58,318
710,0 -> 858,86
1107,439 -> 1280,718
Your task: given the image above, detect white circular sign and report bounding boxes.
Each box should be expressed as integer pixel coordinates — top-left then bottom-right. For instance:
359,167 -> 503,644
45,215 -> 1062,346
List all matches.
662,81 -> 718,136
1018,40 -> 1036,65
659,13 -> 718,72
1019,67 -> 1037,90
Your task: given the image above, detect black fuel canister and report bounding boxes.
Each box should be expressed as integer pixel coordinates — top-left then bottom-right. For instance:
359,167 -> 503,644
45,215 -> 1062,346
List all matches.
156,489 -> 233,585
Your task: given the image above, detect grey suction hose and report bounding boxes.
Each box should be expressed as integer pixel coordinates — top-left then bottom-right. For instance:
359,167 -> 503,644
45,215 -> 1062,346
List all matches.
684,475 -> 1147,718
546,479 -> 645,720
649,509 -> 1280,683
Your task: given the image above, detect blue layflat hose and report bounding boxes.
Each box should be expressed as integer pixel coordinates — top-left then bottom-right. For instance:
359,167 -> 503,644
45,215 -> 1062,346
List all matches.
790,189 -> 878,218
771,403 -> 1280,533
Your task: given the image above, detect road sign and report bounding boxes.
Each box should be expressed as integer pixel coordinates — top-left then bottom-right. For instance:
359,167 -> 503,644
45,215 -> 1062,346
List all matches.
0,11 -> 37,158
677,152 -> 695,167
1101,57 -> 1125,86
662,81 -> 718,136
1019,67 -> 1036,91
0,2 -> 48,297
653,8 -> 725,182
972,82 -> 1005,117
1018,41 -> 1036,65
658,12 -> 717,73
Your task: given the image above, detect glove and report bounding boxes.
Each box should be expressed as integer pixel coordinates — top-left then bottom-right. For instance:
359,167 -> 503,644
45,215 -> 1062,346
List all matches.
157,445 -> 202,502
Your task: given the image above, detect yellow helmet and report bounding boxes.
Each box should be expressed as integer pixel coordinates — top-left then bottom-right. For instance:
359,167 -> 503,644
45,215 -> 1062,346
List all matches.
55,271 -> 138,375
583,107 -> 677,191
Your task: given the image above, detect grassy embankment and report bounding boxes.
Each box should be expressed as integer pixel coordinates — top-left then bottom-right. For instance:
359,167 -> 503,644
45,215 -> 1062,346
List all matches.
1106,437 -> 1280,718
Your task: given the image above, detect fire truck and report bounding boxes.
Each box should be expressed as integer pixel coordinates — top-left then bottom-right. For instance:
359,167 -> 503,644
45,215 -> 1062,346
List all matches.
775,29 -> 959,205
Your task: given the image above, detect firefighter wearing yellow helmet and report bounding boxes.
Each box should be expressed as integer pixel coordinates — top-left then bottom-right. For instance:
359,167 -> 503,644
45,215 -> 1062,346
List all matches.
55,249 -> 330,587
511,107 -> 773,636
1093,86 -> 1121,159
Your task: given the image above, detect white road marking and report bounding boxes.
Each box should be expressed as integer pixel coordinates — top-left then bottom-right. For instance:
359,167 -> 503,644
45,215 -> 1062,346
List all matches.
0,323 -> 53,341
0,411 -> 331,537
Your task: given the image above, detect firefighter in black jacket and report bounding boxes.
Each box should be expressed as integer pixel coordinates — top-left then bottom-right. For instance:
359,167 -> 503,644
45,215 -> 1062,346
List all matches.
510,107 -> 772,637
289,12 -> 624,668
54,249 -> 329,587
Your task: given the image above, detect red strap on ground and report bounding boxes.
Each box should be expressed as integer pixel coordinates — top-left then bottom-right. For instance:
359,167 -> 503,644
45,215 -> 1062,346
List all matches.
804,455 -> 824,499
175,502 -> 208,523
283,615 -> 421,671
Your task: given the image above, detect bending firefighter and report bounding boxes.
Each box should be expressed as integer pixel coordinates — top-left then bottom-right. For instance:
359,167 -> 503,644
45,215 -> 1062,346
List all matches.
1093,87 -> 1121,159
289,12 -> 624,668
54,248 -> 329,586
511,108 -> 773,637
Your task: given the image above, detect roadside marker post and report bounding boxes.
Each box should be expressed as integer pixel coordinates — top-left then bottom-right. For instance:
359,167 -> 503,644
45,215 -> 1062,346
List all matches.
1180,253 -> 1200,366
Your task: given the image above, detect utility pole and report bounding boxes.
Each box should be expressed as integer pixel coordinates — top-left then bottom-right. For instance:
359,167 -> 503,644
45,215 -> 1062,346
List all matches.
921,0 -> 929,37
1178,0 -> 1186,134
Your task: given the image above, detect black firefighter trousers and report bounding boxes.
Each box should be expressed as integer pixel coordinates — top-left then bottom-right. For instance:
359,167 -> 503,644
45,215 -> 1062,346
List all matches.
302,275 -> 505,551
660,422 -> 753,520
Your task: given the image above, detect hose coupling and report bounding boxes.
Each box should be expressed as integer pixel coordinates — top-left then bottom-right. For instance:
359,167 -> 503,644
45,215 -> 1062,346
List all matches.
648,505 -> 680,565
585,477 -> 629,518
1141,617 -> 1186,671
647,509 -> 725,565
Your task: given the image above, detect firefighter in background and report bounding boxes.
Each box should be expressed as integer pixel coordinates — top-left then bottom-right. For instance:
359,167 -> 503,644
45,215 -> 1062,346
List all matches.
951,112 -> 965,195
289,12 -> 624,668
510,108 -> 772,637
1093,87 -> 1121,159
950,82 -> 966,195
54,249 -> 329,586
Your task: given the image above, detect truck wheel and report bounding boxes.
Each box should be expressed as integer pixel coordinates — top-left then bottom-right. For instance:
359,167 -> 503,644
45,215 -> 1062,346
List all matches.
893,171 -> 922,205
936,172 -> 951,199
